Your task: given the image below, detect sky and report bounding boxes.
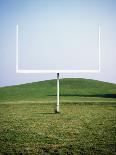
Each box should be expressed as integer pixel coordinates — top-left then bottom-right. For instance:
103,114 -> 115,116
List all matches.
0,0 -> 116,86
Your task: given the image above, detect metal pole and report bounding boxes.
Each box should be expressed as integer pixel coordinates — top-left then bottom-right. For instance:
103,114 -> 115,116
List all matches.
99,24 -> 101,72
55,73 -> 60,113
16,24 -> 19,71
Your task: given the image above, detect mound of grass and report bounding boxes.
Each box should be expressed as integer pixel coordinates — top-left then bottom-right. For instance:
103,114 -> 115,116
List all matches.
0,78 -> 116,102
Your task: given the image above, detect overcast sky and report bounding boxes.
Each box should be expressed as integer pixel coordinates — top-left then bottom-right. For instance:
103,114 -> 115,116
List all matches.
0,0 -> 116,86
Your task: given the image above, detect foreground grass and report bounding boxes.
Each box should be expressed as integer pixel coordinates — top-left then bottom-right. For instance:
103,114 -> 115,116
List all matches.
0,79 -> 116,154
0,102 -> 116,155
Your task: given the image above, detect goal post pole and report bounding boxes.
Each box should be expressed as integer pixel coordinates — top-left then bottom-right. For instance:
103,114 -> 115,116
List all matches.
55,73 -> 60,113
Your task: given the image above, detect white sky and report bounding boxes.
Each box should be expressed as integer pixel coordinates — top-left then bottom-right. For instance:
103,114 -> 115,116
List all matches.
0,0 -> 116,86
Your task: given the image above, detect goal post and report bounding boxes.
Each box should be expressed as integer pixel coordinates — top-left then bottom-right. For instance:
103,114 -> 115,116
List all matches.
16,24 -> 101,113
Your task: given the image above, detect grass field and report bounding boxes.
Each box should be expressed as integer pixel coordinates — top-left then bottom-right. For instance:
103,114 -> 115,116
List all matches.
0,78 -> 116,154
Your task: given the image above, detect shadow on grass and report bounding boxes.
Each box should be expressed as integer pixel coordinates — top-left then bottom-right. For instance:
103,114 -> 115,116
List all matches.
36,112 -> 55,115
48,94 -> 116,98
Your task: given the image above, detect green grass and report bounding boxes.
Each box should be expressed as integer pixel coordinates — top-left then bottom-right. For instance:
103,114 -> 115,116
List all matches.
0,78 -> 116,154
0,78 -> 116,102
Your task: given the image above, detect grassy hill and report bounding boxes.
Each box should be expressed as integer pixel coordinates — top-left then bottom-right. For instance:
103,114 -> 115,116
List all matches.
0,78 -> 116,155
0,78 -> 116,102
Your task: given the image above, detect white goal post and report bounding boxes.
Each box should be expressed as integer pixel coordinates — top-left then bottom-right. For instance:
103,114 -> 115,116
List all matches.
16,24 -> 101,74
16,24 -> 101,113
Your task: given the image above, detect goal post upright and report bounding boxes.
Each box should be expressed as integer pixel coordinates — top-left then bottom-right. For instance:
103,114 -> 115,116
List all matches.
99,24 -> 101,72
16,24 -> 19,72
